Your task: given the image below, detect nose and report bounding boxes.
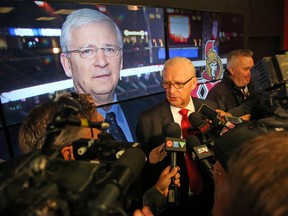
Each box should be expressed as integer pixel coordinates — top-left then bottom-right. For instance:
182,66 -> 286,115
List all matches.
167,84 -> 177,93
93,49 -> 109,67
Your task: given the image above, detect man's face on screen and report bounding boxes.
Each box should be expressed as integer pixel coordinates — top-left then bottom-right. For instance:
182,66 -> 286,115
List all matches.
62,21 -> 123,105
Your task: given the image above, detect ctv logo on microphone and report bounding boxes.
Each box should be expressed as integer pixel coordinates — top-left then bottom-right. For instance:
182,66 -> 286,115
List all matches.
165,137 -> 186,152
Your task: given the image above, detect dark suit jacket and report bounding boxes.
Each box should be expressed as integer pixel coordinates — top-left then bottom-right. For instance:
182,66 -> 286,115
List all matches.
136,97 -> 217,206
120,93 -> 166,141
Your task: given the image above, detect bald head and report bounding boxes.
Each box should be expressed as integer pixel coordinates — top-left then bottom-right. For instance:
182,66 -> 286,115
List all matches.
163,57 -> 196,77
162,57 -> 197,108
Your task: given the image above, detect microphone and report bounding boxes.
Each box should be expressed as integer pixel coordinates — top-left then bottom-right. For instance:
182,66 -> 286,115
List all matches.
186,135 -> 213,178
198,104 -> 235,137
64,118 -> 110,130
52,96 -> 110,130
89,147 -> 146,216
188,112 -> 211,143
164,122 -> 186,167
163,122 -> 185,205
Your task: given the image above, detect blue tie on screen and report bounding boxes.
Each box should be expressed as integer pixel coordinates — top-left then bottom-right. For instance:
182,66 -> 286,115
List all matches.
105,112 -> 127,142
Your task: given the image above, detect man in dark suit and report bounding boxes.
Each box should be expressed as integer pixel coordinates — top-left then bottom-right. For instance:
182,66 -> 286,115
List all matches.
137,57 -> 217,216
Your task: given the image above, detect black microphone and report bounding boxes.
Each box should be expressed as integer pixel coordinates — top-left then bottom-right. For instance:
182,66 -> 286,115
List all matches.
163,122 -> 185,205
163,122 -> 186,167
198,104 -> 235,136
89,147 -> 146,216
188,112 -> 211,143
52,95 -> 110,130
64,118 -> 110,130
186,135 -> 213,178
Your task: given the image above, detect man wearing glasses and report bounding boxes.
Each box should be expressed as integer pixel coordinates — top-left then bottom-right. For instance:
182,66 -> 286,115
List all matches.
136,57 -> 217,216
60,8 -> 142,142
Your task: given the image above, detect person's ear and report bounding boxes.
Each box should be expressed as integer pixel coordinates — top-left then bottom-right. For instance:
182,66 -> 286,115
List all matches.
60,53 -> 72,77
191,76 -> 198,88
227,66 -> 234,76
61,146 -> 75,160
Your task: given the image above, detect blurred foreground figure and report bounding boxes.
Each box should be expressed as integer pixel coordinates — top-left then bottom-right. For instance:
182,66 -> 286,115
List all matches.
213,130 -> 288,216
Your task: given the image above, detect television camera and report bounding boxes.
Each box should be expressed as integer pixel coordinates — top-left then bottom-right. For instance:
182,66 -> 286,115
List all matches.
0,96 -> 146,216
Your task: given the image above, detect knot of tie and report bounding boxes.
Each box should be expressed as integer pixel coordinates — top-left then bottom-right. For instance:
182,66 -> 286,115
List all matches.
105,112 -> 127,142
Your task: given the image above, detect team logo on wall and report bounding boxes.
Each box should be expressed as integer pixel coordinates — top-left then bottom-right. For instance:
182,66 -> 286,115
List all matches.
201,40 -> 223,81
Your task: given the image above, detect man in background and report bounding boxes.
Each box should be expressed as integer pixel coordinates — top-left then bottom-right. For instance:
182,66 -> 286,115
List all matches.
206,49 -> 254,112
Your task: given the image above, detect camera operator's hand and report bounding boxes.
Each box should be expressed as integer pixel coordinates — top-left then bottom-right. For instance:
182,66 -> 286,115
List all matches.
133,206 -> 154,216
240,114 -> 251,121
216,109 -> 232,122
155,165 -> 180,197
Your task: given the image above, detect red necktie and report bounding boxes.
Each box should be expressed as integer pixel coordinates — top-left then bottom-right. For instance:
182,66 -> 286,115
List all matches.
179,108 -> 203,195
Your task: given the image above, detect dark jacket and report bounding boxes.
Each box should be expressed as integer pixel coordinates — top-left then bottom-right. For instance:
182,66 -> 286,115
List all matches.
206,70 -> 252,111
136,97 -> 217,216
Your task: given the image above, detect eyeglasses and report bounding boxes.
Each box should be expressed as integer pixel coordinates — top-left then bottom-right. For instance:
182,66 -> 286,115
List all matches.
65,45 -> 122,59
161,76 -> 194,89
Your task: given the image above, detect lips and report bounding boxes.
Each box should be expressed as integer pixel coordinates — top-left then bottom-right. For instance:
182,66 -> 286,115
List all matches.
93,72 -> 112,79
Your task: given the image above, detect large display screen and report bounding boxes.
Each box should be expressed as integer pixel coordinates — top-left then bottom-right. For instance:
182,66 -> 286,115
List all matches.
0,1 -> 166,126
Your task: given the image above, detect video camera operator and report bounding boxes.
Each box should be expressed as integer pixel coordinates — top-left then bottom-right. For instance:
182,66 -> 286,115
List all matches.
0,92 -> 181,216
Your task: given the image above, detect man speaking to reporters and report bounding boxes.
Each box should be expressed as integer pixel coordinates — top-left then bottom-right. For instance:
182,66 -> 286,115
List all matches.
136,57 -> 217,216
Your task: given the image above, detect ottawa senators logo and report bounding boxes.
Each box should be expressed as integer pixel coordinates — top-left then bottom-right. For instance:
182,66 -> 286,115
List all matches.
201,40 -> 223,81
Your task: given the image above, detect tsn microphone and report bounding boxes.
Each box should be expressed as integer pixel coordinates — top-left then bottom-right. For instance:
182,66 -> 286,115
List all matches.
198,104 -> 235,137
186,135 -> 214,178
163,122 -> 185,205
188,112 -> 211,143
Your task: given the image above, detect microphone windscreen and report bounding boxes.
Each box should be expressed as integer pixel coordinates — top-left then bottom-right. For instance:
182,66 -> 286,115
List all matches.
186,135 -> 202,151
189,112 -> 203,126
163,122 -> 182,138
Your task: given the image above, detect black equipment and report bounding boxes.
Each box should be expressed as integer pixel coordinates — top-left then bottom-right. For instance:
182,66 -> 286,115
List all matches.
163,122 -> 185,205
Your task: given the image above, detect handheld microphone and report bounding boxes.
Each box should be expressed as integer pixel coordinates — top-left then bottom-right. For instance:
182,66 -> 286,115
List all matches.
198,104 -> 235,137
164,122 -> 186,167
89,147 -> 146,216
188,112 -> 211,143
186,135 -> 213,178
163,122 -> 185,205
